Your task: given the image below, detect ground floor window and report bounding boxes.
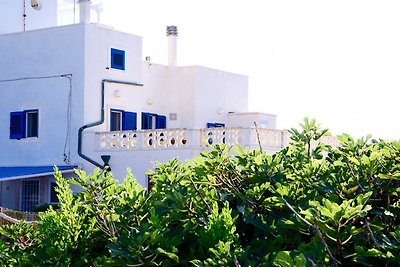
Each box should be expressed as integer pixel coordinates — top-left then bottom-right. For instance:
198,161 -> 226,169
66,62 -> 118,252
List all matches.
21,180 -> 39,212
50,182 -> 59,203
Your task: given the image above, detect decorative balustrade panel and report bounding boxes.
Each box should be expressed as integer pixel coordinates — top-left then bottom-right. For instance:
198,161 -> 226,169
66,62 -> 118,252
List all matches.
200,128 -> 245,147
143,130 -> 192,149
255,129 -> 286,148
98,131 -> 139,150
97,129 -> 194,151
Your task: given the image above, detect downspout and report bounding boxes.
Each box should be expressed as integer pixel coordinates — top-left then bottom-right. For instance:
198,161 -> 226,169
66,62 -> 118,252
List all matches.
78,79 -> 143,169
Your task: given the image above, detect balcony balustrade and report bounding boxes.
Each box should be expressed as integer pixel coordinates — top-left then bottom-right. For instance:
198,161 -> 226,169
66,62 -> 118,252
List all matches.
96,128 -> 292,152
95,127 -> 339,152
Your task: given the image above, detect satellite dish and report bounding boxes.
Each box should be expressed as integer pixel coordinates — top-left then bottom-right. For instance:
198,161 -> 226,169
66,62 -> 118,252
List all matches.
31,0 -> 42,10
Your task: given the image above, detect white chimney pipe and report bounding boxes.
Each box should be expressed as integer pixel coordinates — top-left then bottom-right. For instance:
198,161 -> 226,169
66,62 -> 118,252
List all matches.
78,0 -> 91,24
166,26 -> 178,66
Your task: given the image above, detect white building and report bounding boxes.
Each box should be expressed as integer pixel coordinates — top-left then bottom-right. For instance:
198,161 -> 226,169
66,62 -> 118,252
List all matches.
0,0 -> 286,211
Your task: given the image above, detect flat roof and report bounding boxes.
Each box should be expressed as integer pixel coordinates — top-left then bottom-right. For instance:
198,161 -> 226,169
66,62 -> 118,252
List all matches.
0,166 -> 77,181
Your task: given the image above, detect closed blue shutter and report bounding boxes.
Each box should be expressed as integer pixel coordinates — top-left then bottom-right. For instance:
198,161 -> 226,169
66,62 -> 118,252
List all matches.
123,111 -> 137,130
141,112 -> 151,130
156,115 -> 167,129
207,122 -> 225,128
10,111 -> 26,139
111,48 -> 125,70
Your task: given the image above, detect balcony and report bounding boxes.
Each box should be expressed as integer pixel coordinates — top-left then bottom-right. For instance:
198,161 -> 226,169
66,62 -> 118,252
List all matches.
96,128 -> 291,153
96,127 -> 340,154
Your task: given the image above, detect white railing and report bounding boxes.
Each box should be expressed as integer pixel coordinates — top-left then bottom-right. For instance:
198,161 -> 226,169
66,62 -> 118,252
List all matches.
96,128 -> 291,152
97,129 -> 200,151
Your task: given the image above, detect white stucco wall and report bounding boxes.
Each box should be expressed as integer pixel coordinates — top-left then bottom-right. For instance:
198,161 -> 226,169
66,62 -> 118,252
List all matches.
139,64 -> 249,130
193,66 -> 248,128
0,24 -> 85,166
227,112 -> 277,129
82,24 -> 143,130
0,0 -> 58,34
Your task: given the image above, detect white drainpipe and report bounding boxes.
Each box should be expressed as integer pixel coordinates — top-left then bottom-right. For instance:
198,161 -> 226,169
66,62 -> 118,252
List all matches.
166,26 -> 178,66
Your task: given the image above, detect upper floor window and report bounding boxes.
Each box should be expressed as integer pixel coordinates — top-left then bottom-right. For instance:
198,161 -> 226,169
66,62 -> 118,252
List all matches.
26,110 -> 39,137
142,112 -> 167,130
10,109 -> 39,139
110,109 -> 137,131
111,48 -> 125,70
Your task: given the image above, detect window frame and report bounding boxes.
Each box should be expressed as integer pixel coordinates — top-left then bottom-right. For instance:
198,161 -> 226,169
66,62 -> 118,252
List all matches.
49,181 -> 59,204
110,109 -> 123,131
142,112 -> 167,130
25,109 -> 39,138
20,179 -> 40,212
110,48 -> 126,70
110,108 -> 137,131
10,109 -> 39,139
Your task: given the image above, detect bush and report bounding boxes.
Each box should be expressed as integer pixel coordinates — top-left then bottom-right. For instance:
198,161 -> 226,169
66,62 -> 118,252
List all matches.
1,118 -> 400,266
33,203 -> 60,213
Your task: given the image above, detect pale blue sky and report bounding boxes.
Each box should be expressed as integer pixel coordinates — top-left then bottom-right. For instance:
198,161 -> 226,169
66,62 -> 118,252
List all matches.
93,0 -> 400,139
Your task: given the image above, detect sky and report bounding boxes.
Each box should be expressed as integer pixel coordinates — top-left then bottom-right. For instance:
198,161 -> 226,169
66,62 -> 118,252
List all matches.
81,0 -> 400,139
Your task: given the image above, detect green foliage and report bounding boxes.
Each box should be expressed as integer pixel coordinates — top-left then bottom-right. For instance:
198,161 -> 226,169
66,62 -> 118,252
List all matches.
1,118 -> 400,266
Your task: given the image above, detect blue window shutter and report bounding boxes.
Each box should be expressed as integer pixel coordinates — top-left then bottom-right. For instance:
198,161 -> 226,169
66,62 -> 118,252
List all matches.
111,48 -> 125,70
123,111 -> 137,130
207,122 -> 225,128
10,111 -> 26,139
141,112 -> 151,130
156,115 -> 167,129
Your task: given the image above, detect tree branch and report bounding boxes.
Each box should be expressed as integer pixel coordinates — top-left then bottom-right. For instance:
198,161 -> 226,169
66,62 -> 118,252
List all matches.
282,198 -> 339,267
189,177 -> 212,214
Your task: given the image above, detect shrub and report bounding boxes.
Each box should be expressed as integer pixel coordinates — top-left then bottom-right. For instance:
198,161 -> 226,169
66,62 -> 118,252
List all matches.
1,118 -> 399,266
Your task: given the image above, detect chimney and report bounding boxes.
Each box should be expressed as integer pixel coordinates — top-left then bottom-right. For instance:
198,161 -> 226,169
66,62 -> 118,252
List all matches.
166,25 -> 178,66
78,0 -> 91,24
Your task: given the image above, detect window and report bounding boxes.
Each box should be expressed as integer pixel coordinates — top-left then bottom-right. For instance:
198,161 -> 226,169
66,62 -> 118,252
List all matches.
10,109 -> 39,139
111,48 -> 125,70
142,112 -> 167,130
207,122 -> 225,128
21,180 -> 39,212
110,109 -> 137,131
50,182 -> 59,203
26,110 -> 38,137
110,109 -> 122,131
